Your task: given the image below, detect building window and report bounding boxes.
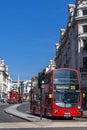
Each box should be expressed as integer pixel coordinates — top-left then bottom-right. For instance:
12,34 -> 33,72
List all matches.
83,57 -> 87,69
83,39 -> 87,50
83,10 -> 87,15
83,25 -> 87,33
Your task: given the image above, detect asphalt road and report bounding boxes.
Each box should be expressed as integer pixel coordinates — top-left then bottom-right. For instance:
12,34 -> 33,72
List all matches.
0,103 -> 26,122
17,102 -> 30,114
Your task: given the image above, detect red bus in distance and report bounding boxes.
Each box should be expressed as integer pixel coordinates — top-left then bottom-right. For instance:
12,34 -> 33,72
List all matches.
7,90 -> 19,104
30,68 -> 83,119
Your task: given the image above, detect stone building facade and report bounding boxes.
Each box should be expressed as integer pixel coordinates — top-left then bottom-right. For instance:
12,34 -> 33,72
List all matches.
55,0 -> 87,108
11,80 -> 31,101
0,58 -> 11,99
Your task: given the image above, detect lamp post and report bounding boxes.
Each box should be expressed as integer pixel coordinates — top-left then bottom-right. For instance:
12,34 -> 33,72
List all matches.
17,75 -> 20,103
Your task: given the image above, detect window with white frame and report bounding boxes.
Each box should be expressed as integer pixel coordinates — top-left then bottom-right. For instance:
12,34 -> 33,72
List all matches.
83,39 -> 87,50
83,25 -> 87,33
83,10 -> 87,15
83,57 -> 87,69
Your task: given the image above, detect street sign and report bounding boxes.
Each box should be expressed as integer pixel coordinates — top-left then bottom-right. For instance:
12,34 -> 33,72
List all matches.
41,85 -> 45,89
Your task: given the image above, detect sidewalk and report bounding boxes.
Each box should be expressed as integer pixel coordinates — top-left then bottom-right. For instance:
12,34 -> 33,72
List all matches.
83,111 -> 87,118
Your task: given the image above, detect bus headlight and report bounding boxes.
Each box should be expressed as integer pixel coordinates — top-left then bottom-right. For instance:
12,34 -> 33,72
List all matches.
78,106 -> 81,109
77,106 -> 83,113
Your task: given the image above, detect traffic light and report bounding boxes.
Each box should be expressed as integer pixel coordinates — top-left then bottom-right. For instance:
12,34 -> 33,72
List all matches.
41,72 -> 45,84
38,72 -> 45,88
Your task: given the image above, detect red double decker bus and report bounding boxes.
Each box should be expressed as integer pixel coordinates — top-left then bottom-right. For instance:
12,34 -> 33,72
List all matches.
7,90 -> 19,104
30,68 -> 83,119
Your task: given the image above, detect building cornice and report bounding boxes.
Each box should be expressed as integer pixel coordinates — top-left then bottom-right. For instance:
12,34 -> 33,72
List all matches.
76,0 -> 87,9
75,15 -> 87,21
78,33 -> 87,38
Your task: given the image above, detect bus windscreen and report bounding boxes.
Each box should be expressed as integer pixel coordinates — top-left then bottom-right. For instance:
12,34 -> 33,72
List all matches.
54,70 -> 78,84
54,69 -> 80,108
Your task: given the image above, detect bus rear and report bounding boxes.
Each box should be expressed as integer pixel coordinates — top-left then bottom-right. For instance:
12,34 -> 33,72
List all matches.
7,90 -> 18,104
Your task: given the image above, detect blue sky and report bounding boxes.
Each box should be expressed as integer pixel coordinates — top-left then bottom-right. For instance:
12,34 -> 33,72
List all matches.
0,0 -> 75,80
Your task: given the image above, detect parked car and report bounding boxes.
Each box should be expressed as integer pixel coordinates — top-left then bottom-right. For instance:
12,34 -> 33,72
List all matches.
0,98 -> 5,103
7,99 -> 15,104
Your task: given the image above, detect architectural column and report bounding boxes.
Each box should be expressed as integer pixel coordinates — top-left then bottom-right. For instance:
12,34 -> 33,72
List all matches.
78,37 -> 82,69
